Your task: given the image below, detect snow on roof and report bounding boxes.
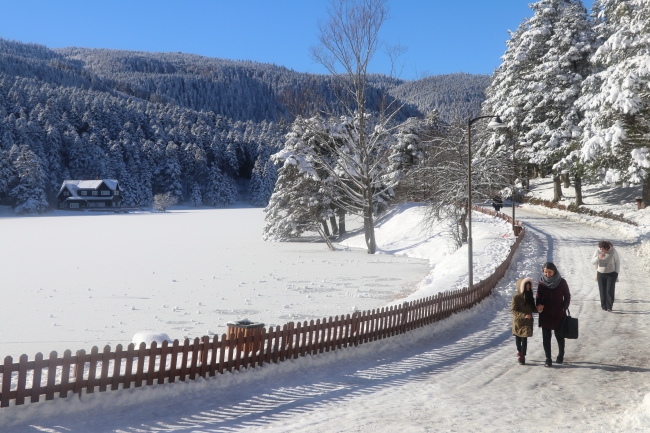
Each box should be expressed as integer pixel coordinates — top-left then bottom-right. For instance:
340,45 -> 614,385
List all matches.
59,179 -> 119,196
77,180 -> 104,189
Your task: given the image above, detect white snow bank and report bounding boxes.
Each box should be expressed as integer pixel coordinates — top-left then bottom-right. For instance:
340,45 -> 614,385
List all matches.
621,392 -> 650,429
339,203 -> 517,303
132,331 -> 172,348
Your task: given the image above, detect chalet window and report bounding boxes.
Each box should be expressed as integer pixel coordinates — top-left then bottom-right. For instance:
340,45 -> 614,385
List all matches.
88,202 -> 95,208
92,191 -> 98,196
63,191 -> 70,197
101,190 -> 110,196
114,191 -> 120,196
98,202 -> 106,207
70,203 -> 79,209
80,191 -> 87,196
59,203 -> 64,208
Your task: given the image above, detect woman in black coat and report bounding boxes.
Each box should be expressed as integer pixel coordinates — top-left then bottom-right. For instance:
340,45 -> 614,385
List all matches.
536,262 -> 571,367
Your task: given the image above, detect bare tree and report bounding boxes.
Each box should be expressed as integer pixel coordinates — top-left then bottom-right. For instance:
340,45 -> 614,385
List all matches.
153,192 -> 179,212
308,0 -> 406,254
419,118 -> 512,250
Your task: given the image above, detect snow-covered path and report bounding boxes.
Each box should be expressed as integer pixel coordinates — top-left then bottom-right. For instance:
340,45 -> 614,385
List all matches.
4,209 -> 650,432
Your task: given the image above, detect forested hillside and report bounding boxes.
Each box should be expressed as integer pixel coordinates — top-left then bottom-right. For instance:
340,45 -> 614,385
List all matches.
0,38 -> 490,213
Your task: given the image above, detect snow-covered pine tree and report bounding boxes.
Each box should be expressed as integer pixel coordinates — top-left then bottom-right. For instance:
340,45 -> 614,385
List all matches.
189,182 -> 202,206
162,141 -> 183,199
204,163 -> 237,207
385,110 -> 446,200
262,150 -> 334,246
574,0 -> 650,205
260,157 -> 278,205
248,157 -> 265,206
483,0 -> 594,202
10,146 -> 49,214
0,149 -> 16,199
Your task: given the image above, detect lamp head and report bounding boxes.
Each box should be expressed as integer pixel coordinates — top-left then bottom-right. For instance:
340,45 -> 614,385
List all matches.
487,116 -> 507,129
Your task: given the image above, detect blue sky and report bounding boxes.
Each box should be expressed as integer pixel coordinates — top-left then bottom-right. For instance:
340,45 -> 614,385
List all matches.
0,0 -> 594,80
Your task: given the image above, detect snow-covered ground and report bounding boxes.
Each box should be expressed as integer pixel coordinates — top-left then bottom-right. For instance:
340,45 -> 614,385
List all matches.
2,206 -> 650,432
521,177 -> 650,240
3,189 -> 650,432
0,203 -> 512,361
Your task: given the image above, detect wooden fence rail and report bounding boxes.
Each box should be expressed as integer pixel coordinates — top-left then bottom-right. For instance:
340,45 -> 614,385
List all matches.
0,206 -> 523,408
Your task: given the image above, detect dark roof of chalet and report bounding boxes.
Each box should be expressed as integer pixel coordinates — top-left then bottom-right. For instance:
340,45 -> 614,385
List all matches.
58,179 -> 119,197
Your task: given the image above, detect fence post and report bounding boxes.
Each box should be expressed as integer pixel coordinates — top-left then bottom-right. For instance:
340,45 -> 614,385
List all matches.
147,341 -> 158,386
60,349 -> 72,398
87,346 -> 99,394
158,340 -> 169,384
1,356 -> 13,407
46,351 -> 58,400
74,350 -> 86,397
31,352 -> 44,403
99,345 -> 111,392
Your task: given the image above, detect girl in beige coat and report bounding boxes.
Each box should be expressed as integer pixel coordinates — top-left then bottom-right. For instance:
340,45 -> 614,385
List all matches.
511,277 -> 535,365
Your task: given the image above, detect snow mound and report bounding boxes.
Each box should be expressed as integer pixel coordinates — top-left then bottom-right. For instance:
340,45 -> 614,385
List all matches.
132,331 -> 173,348
621,392 -> 650,429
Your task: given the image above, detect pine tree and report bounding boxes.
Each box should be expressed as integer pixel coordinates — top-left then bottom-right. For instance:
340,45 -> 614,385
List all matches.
483,0 -> 594,202
249,157 -> 265,206
162,141 -> 183,199
574,0 -> 650,204
263,155 -> 333,242
190,181 -> 202,206
0,149 -> 16,198
204,164 -> 237,207
10,146 -> 49,214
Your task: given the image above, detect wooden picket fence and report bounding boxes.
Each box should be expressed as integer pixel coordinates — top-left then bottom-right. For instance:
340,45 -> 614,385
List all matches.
0,206 -> 524,408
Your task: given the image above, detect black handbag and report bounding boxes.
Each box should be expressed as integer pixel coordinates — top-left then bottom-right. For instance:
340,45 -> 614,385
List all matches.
558,309 -> 578,339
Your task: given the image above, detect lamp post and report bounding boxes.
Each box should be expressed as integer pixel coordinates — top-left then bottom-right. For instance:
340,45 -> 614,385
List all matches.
467,115 -> 507,289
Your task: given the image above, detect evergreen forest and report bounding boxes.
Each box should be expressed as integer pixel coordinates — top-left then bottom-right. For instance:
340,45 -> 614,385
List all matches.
0,38 -> 490,213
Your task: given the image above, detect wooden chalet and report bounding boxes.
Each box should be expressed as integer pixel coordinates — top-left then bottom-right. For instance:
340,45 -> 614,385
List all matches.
57,180 -> 123,210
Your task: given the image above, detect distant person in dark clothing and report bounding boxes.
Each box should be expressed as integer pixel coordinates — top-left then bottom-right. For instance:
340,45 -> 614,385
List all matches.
492,195 -> 503,212
536,262 -> 571,367
591,240 -> 620,312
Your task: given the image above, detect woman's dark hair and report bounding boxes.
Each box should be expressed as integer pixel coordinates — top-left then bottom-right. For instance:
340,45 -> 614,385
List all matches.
542,262 -> 558,273
598,240 -> 613,250
524,281 -> 532,290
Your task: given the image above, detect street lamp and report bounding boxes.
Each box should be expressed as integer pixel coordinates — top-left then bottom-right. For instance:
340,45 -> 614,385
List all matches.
467,115 -> 507,289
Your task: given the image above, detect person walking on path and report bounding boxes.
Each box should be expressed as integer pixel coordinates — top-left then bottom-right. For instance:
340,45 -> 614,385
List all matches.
510,277 -> 536,365
591,240 -> 620,312
536,262 -> 571,367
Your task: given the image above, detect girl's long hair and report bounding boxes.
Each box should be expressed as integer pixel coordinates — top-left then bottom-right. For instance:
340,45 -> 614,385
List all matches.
523,282 -> 535,309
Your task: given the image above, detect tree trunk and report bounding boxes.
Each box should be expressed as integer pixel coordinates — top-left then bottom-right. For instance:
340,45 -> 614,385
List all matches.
552,175 -> 562,202
460,208 -> 468,243
321,221 -> 331,237
364,206 -> 377,254
562,173 -> 570,188
539,167 -> 546,178
532,165 -> 538,179
317,227 -> 335,251
329,215 -> 339,236
574,176 -> 583,206
338,209 -> 346,235
642,175 -> 650,209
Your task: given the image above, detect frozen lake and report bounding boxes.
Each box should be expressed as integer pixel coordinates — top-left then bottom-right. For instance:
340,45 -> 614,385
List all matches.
0,206 -> 430,359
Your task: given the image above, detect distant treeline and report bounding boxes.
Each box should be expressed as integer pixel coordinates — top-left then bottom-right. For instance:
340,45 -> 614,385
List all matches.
0,38 -> 490,212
